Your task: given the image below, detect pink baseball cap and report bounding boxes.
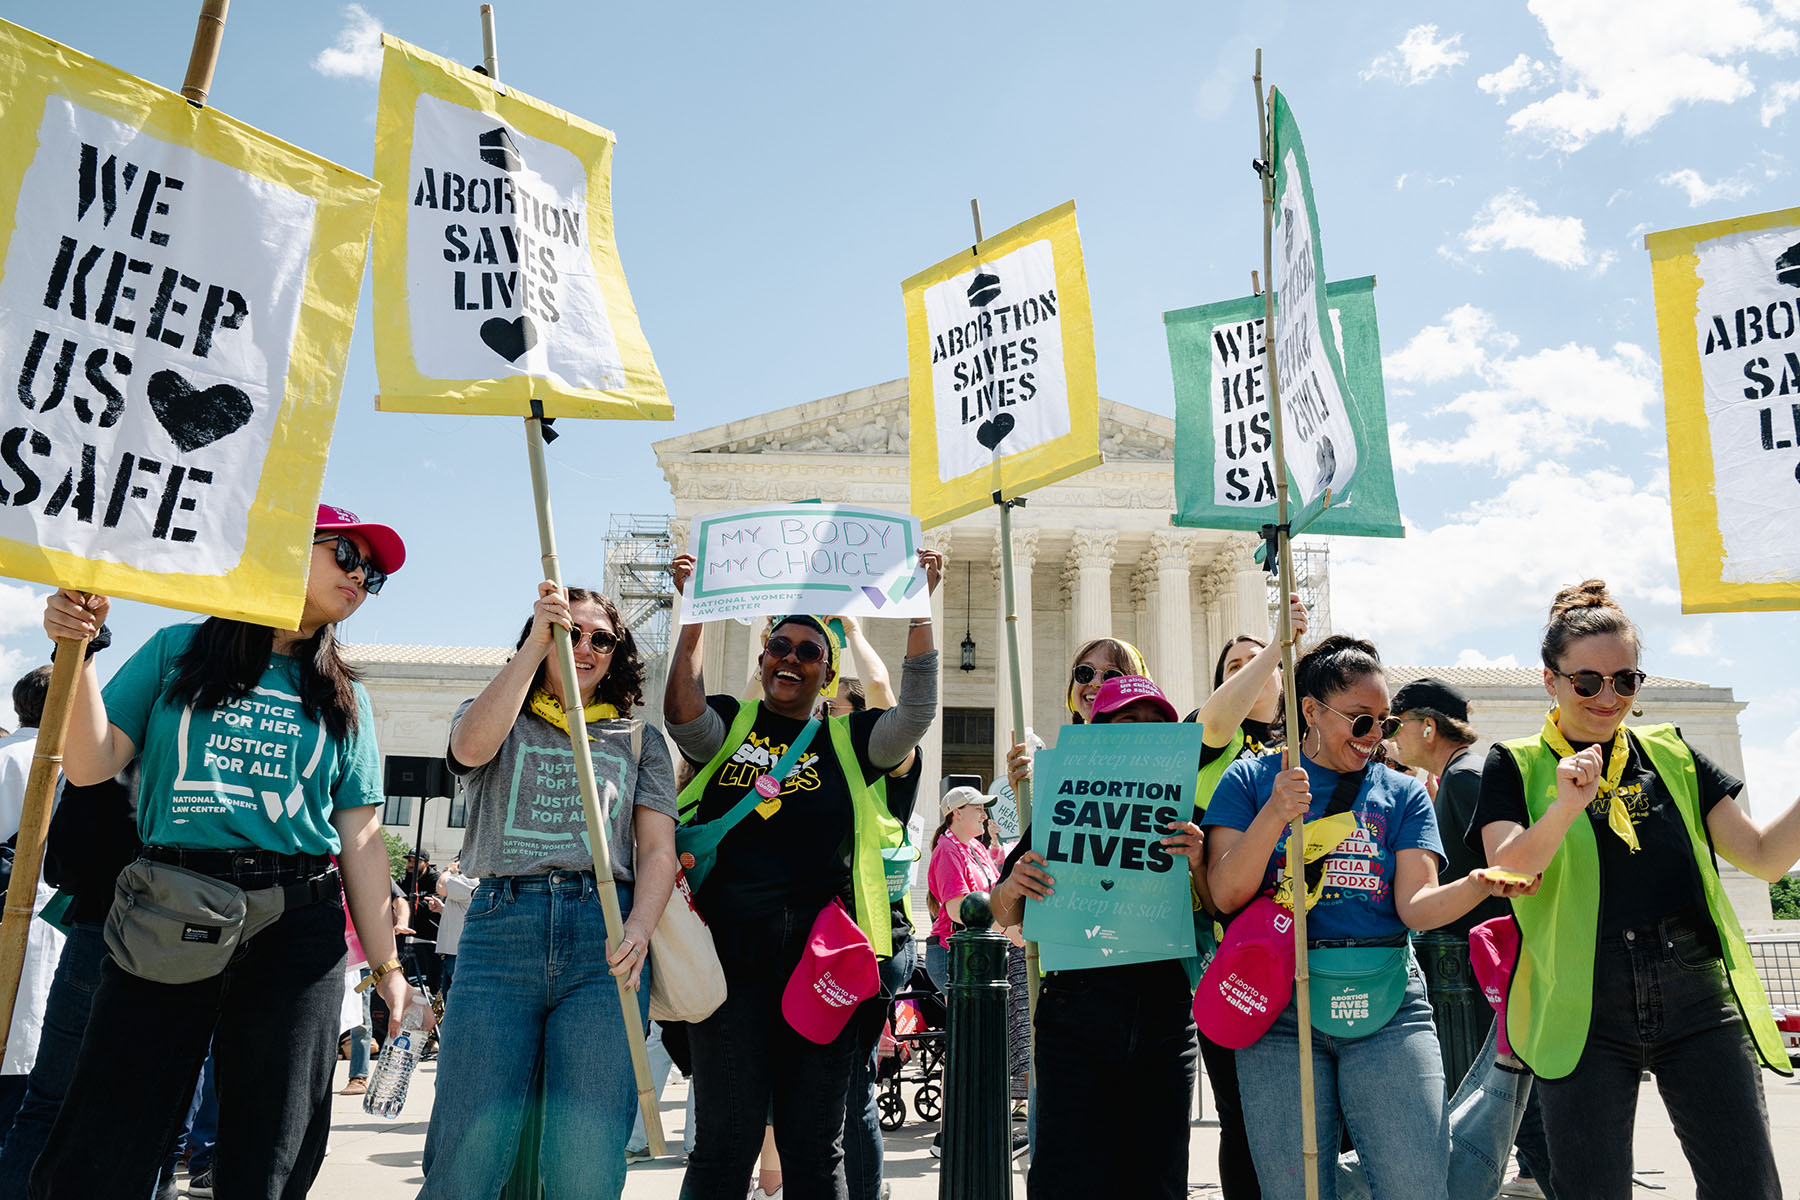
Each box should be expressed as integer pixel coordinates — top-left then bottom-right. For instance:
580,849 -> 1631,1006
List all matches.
782,899 -> 880,1044
1090,675 -> 1178,723
315,503 -> 406,574
1468,917 -> 1521,1056
1193,895 -> 1297,1048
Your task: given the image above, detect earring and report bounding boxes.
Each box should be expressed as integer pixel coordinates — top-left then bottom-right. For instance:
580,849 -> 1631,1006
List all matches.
1631,704 -> 1644,718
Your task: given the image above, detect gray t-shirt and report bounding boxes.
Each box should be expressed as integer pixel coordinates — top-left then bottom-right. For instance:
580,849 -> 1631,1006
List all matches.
447,700 -> 678,880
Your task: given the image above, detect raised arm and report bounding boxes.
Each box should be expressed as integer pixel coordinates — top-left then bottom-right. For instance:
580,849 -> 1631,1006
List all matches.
449,582 -> 567,770
1194,594 -> 1306,750
839,615 -> 895,709
865,549 -> 943,770
664,554 -> 708,726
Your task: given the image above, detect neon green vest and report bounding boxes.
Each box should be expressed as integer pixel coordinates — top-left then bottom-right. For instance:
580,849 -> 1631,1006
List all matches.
1502,723 -> 1788,1079
676,701 -> 902,957
1194,726 -> 1248,815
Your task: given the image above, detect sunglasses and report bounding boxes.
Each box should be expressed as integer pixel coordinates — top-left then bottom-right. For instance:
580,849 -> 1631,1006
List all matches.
1071,664 -> 1126,686
1315,700 -> 1401,740
1554,669 -> 1647,699
569,626 -> 618,653
764,635 -> 826,664
313,535 -> 387,595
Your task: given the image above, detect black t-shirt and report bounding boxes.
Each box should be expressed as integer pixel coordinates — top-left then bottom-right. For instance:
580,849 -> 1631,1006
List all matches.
1470,730 -> 1741,934
1433,750 -> 1507,938
681,695 -> 894,923
1196,717 -> 1285,774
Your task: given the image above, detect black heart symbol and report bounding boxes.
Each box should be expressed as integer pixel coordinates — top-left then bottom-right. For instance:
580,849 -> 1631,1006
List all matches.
481,315 -> 538,363
975,411 -> 1015,450
1099,878 -> 1115,891
146,370 -> 253,453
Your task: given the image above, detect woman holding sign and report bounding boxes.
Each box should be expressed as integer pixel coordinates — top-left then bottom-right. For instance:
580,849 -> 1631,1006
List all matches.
989,674 -> 1208,1200
1203,635 -> 1532,1200
418,581 -> 678,1200
664,549 -> 941,1200
1475,582 -> 1800,1200
30,505 -> 420,1200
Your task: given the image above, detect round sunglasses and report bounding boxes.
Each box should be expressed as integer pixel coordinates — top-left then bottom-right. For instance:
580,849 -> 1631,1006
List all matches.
1553,669 -> 1647,699
1071,664 -> 1126,686
764,635 -> 826,664
1314,699 -> 1402,740
313,535 -> 387,595
569,626 -> 618,653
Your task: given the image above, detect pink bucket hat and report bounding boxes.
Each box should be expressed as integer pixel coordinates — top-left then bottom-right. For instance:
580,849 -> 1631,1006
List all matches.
783,900 -> 880,1044
1468,916 -> 1522,1056
1193,895 -> 1298,1048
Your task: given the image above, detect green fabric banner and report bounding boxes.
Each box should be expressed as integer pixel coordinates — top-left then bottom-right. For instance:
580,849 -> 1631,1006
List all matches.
1165,276 -> 1402,538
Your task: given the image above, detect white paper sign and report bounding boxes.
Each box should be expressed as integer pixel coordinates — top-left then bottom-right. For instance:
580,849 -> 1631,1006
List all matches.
922,238 -> 1070,482
406,94 -> 624,390
1273,146 -> 1358,506
681,503 -> 927,624
1693,223 -> 1800,583
0,96 -> 314,574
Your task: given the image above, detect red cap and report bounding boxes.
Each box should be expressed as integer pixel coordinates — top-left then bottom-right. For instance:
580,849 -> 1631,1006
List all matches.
315,503 -> 406,574
782,900 -> 880,1044
1468,917 -> 1521,1056
1193,896 -> 1297,1048
1091,675 -> 1178,723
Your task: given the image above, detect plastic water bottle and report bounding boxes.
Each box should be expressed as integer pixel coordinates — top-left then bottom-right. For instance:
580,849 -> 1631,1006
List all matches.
364,993 -> 431,1118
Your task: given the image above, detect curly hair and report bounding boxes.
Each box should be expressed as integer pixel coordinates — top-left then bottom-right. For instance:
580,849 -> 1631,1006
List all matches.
513,588 -> 646,714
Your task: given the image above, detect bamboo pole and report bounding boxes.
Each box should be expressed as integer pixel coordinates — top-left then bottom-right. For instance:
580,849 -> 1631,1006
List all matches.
180,0 -> 229,105
1256,49 -> 1319,1200
483,3 -> 665,1156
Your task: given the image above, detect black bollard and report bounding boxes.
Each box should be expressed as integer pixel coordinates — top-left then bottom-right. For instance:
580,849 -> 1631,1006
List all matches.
939,891 -> 1014,1200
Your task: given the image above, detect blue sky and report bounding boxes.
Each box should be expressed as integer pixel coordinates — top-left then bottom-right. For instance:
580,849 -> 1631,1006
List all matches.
2,1 -> 1798,815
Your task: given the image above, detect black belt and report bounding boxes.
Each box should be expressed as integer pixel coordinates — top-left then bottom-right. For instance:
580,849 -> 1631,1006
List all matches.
141,845 -> 339,908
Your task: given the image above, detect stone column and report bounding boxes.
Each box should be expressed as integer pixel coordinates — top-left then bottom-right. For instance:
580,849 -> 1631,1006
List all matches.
1211,553 -> 1242,644
920,527 -> 954,802
1147,531 -> 1197,717
1129,565 -> 1153,661
1198,571 -> 1224,697
1067,530 -> 1118,647
1233,535 -> 1272,645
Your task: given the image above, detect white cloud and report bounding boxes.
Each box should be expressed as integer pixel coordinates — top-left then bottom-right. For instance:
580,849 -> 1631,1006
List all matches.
312,4 -> 384,82
1668,620 -> 1718,657
1659,167 -> 1756,207
1454,648 -> 1522,669
1459,190 -> 1598,269
1762,79 -> 1800,125
1742,689 -> 1800,821
1504,0 -> 1798,150
1363,25 -> 1469,86
1478,54 -> 1551,100
0,583 -> 43,638
1384,307 -> 1660,474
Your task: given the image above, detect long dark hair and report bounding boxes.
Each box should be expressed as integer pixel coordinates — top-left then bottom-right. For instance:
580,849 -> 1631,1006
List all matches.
1292,634 -> 1382,738
512,588 -> 646,714
166,619 -> 362,740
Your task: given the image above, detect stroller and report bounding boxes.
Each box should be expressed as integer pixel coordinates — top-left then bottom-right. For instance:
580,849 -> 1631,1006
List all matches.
875,962 -> 947,1130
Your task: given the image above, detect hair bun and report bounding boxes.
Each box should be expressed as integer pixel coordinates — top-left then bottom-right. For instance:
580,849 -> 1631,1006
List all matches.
1548,578 -> 1616,623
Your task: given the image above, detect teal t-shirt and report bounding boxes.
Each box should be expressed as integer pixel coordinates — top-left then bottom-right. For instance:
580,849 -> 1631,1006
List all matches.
101,624 -> 384,855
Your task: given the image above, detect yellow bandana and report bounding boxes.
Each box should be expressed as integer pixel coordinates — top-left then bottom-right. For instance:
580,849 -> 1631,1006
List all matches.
1272,811 -> 1360,912
529,689 -> 619,738
1541,708 -> 1639,853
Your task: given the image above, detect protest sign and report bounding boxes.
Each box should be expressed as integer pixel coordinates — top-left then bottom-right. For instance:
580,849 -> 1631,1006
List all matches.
1268,90 -> 1359,514
1647,206 -> 1800,612
1168,276 -> 1402,538
903,201 -> 1100,529
0,19 -> 376,626
1023,723 -> 1204,970
679,502 -> 926,624
371,35 -> 671,422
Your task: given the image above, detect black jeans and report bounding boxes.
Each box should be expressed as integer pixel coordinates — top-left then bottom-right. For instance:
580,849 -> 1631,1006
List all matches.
1536,914 -> 1781,1200
28,870 -> 346,1200
1029,961 -> 1196,1200
681,904 -> 863,1200
1196,1025 -> 1259,1200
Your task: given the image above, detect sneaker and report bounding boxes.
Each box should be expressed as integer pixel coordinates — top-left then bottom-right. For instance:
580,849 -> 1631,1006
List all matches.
750,1189 -> 783,1200
929,1129 -> 943,1159
339,1076 -> 368,1096
1010,1129 -> 1030,1159
1498,1177 -> 1544,1199
624,1146 -> 653,1164
187,1168 -> 215,1197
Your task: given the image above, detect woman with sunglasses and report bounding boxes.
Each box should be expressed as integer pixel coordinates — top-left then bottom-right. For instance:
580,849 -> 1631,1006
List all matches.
418,581 -> 677,1200
1204,635 -> 1531,1200
1474,581 -> 1800,1200
30,504 -> 416,1200
664,550 -> 942,1200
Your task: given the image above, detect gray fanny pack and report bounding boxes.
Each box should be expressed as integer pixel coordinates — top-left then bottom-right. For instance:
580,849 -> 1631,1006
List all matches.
104,858 -> 332,985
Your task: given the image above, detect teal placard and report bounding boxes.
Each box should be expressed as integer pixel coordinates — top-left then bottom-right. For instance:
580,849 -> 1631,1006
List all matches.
1166,276 -> 1403,540
1023,723 -> 1205,970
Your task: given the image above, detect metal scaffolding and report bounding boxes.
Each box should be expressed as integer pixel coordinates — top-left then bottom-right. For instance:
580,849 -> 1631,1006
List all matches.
603,514 -> 675,689
1281,540 -> 1332,649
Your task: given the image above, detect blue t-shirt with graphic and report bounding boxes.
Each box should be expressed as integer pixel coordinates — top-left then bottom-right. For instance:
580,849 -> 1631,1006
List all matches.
1202,753 -> 1443,942
101,624 -> 384,855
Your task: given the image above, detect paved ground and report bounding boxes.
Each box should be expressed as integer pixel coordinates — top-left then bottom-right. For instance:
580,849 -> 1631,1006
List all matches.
304,1054 -> 1800,1198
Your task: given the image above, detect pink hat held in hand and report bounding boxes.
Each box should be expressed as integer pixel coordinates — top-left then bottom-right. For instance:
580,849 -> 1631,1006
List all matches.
783,899 -> 880,1044
1193,895 -> 1298,1049
1468,916 -> 1522,1056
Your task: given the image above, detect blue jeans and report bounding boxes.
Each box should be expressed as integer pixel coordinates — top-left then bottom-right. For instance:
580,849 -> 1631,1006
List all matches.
348,967 -> 372,1079
845,931 -> 917,1200
1337,1019 -> 1532,1200
1535,917 -> 1781,1200
0,922 -> 107,1194
184,1052 -> 217,1172
1239,967 -> 1448,1200
419,874 -> 649,1200
924,939 -> 948,992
